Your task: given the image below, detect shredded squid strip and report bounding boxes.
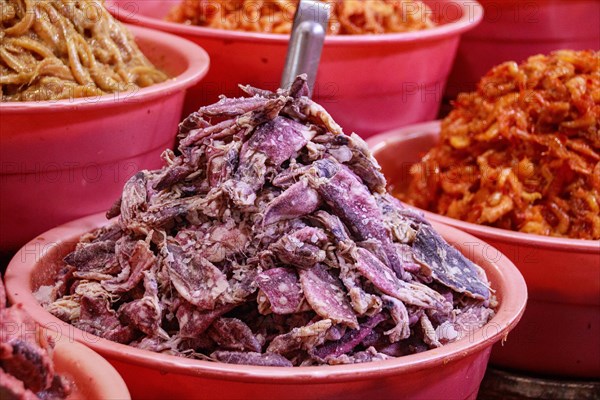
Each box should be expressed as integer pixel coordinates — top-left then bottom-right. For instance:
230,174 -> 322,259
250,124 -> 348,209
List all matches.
0,0 -> 168,101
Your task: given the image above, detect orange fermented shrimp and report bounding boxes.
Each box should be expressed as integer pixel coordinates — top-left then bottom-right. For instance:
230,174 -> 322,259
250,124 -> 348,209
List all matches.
400,50 -> 600,240
166,0 -> 435,35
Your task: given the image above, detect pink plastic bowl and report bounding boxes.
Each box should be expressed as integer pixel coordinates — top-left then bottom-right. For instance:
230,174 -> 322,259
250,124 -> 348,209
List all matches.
367,121 -> 600,378
0,25 -> 209,254
4,212 -> 526,400
445,0 -> 600,98
50,334 -> 131,399
104,0 -> 482,138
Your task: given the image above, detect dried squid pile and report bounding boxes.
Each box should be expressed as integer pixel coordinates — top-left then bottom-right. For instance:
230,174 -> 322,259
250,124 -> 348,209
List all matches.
1,280 -> 71,399
40,76 -> 494,367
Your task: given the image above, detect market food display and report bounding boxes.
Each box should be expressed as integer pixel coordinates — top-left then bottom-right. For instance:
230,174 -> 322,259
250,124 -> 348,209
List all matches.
0,280 -> 72,399
399,50 -> 600,240
38,76 -> 494,367
166,0 -> 435,34
0,0 -> 168,101
6,0 -> 588,394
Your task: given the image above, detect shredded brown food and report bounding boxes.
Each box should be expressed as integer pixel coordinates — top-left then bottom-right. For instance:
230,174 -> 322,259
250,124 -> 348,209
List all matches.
399,50 -> 600,240
166,0 -> 435,35
0,0 -> 168,101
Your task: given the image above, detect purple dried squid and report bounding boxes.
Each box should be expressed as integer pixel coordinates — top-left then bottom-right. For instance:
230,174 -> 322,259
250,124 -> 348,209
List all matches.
40,76 -> 494,367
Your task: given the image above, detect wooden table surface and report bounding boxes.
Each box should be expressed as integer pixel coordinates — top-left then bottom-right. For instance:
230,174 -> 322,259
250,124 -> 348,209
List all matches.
478,368 -> 600,400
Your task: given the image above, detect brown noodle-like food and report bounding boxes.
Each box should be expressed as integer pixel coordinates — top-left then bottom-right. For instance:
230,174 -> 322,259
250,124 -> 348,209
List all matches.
166,0 -> 435,35
399,50 -> 600,240
0,0 -> 168,101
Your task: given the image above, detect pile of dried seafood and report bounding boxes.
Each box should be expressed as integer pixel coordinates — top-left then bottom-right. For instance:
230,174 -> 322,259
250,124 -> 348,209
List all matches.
1,280 -> 71,398
40,76 -> 494,366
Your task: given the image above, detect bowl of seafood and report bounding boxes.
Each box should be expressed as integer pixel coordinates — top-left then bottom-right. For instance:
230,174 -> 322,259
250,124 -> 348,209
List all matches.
445,0 -> 600,98
368,50 -> 600,378
0,280 -> 131,399
5,77 -> 526,399
105,0 -> 482,137
0,0 -> 210,254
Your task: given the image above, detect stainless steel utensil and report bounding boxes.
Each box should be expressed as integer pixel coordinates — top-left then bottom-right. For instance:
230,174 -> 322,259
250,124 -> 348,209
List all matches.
280,0 -> 330,96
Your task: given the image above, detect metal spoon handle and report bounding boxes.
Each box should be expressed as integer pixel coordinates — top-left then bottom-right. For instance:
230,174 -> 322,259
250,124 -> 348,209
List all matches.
280,0 -> 330,96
